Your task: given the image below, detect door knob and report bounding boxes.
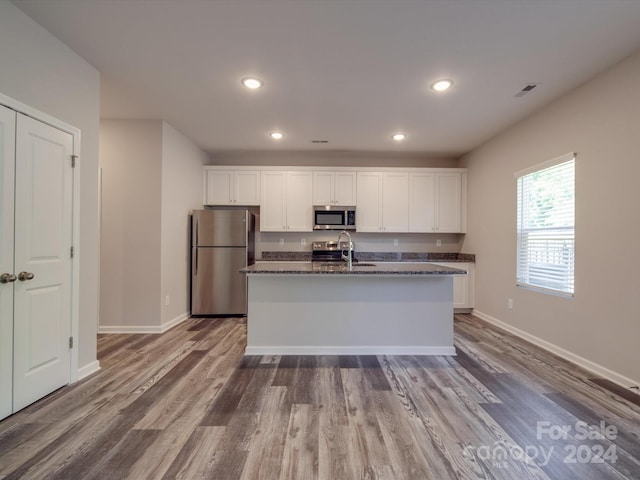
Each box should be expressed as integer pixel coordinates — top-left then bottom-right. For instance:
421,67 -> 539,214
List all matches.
0,273 -> 17,283
17,271 -> 35,281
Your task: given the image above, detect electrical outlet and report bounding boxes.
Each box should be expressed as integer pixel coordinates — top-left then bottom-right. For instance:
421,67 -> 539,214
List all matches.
165,295 -> 170,306
393,238 -> 398,246
436,239 -> 442,247
507,298 -> 514,310
279,238 -> 284,246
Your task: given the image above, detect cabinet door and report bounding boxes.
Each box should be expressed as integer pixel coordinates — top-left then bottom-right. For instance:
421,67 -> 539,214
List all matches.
382,173 -> 409,232
435,173 -> 462,232
356,172 -> 382,232
312,171 -> 333,205
0,105 -> 15,420
204,170 -> 233,205
334,171 -> 357,205
430,262 -> 472,309
234,170 -> 261,205
260,171 -> 287,231
286,171 -> 313,232
409,173 -> 436,233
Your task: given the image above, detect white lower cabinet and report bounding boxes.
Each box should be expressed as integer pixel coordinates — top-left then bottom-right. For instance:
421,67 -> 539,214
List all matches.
260,170 -> 313,232
430,262 -> 475,310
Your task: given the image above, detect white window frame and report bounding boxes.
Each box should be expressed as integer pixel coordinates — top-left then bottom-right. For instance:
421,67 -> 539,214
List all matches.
515,153 -> 575,298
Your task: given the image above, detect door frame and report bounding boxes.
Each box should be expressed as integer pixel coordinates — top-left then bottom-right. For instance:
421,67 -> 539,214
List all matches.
0,92 -> 81,383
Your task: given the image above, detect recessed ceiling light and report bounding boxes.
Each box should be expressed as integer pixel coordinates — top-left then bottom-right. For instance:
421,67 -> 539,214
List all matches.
241,77 -> 263,89
392,133 -> 406,141
431,79 -> 453,92
270,132 -> 284,140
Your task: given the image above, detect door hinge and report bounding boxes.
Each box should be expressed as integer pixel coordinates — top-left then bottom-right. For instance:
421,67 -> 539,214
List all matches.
70,246 -> 75,258
69,336 -> 74,349
71,155 -> 78,168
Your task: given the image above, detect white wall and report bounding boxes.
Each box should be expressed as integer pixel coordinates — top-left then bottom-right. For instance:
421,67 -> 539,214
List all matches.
461,49 -> 640,385
100,119 -> 208,331
161,122 -> 208,326
100,120 -> 163,328
0,1 -> 100,371
209,150 -> 458,168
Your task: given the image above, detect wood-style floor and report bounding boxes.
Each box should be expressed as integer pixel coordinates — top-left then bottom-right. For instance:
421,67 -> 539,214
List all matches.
1,314 -> 639,479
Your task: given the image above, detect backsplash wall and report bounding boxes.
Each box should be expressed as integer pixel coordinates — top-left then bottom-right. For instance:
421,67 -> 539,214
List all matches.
257,231 -> 464,258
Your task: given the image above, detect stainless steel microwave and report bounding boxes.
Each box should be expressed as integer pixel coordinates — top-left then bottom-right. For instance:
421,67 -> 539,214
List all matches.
313,206 -> 356,230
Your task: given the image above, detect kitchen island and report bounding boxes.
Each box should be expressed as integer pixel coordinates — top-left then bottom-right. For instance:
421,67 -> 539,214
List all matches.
241,262 -> 466,356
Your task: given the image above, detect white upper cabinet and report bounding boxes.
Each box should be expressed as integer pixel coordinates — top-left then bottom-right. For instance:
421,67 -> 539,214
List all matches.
409,173 -> 436,232
235,170 -> 261,205
313,171 -> 357,206
260,171 -> 286,231
285,171 -> 313,231
203,168 -> 260,206
261,170 -> 313,232
355,172 -> 382,232
356,172 -> 408,232
381,172 -> 409,232
435,172 -> 464,233
204,165 -> 466,233
409,171 -> 466,233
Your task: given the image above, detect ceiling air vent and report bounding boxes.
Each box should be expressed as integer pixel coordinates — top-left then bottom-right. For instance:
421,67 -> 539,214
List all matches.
514,83 -> 539,98
311,140 -> 329,144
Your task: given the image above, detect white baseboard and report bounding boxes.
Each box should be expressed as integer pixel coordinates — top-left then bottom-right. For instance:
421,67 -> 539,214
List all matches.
98,312 -> 190,334
160,312 -> 190,333
76,360 -> 101,381
245,346 -> 457,356
472,309 -> 640,390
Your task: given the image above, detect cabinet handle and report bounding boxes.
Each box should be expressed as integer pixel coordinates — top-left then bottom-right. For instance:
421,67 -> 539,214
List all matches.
1,273 -> 17,284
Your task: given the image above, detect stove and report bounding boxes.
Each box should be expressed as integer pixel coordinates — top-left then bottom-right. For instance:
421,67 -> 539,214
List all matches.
311,240 -> 356,263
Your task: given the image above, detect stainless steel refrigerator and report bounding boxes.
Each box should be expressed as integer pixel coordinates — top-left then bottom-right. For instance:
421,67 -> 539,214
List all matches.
190,209 -> 255,315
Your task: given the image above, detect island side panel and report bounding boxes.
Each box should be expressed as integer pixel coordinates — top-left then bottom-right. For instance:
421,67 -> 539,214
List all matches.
245,274 -> 455,355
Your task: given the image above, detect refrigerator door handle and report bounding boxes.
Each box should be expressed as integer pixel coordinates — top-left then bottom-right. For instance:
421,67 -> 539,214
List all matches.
194,247 -> 198,275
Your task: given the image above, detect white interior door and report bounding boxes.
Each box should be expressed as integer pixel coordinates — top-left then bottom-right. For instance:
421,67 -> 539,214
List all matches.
0,105 -> 16,419
12,114 -> 73,412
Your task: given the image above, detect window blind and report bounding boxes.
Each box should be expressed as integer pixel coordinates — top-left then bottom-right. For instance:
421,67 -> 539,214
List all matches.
516,154 -> 575,297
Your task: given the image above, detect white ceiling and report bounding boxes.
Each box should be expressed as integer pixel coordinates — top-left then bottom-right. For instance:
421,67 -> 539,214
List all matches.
13,0 -> 640,157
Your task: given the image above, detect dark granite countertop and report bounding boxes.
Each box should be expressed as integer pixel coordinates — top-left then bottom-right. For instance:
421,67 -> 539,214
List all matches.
242,261 -> 467,275
259,251 -> 475,263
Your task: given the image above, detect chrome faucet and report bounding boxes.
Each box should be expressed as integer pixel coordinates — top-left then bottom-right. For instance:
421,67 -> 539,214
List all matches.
337,230 -> 353,270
